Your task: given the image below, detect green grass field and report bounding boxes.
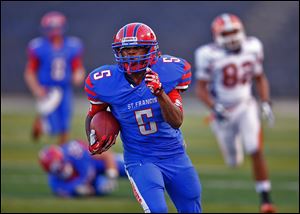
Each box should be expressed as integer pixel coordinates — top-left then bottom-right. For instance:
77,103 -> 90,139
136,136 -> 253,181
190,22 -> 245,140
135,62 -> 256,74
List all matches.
1,98 -> 299,213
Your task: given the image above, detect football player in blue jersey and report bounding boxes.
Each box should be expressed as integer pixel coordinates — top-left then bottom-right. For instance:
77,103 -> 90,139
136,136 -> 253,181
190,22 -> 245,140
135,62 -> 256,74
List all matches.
38,139 -> 126,197
24,11 -> 86,145
84,23 -> 202,213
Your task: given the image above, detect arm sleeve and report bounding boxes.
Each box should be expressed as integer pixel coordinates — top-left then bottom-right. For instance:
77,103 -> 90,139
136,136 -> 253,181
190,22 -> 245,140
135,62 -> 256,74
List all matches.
84,75 -> 104,104
175,60 -> 192,91
70,37 -> 84,72
252,38 -> 264,76
194,47 -> 212,81
87,103 -> 109,117
84,74 -> 109,117
71,56 -> 84,72
167,89 -> 183,112
26,47 -> 40,73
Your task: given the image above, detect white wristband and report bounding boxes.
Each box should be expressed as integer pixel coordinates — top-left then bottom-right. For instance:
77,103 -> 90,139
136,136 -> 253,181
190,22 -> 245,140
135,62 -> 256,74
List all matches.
106,168 -> 119,179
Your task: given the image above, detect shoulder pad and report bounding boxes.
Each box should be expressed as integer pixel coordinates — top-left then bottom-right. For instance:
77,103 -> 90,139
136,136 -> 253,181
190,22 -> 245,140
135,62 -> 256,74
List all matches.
84,65 -> 123,103
195,43 -> 220,62
66,36 -> 83,48
245,36 -> 263,56
66,36 -> 83,56
65,140 -> 85,160
152,55 -> 192,93
28,37 -> 44,51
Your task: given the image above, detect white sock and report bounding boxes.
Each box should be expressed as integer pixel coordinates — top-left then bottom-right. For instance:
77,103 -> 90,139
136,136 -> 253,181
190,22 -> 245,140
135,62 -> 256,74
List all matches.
255,180 -> 271,193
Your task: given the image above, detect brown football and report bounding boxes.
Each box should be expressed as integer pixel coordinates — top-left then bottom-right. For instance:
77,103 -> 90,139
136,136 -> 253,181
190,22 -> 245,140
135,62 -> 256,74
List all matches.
90,111 -> 120,141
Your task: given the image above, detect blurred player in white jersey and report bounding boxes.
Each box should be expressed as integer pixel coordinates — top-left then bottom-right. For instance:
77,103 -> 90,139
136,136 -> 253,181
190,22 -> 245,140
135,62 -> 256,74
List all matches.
194,13 -> 276,213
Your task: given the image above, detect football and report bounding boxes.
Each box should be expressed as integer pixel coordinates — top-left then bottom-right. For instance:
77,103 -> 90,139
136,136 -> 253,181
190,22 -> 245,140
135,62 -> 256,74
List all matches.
90,111 -> 120,142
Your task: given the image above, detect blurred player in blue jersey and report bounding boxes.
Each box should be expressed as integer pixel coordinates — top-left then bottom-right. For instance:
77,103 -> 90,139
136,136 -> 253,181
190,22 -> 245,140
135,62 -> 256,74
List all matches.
24,11 -> 86,145
38,139 -> 126,197
84,23 -> 201,212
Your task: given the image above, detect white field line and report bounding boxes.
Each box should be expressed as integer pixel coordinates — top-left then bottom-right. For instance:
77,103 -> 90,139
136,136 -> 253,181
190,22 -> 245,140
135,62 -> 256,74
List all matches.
1,96 -> 299,117
2,174 -> 298,191
2,162 -> 298,177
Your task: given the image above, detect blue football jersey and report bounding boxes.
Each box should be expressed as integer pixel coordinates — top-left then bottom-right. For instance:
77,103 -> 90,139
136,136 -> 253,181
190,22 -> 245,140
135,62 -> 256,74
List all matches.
85,55 -> 192,163
27,36 -> 83,88
48,140 -> 96,196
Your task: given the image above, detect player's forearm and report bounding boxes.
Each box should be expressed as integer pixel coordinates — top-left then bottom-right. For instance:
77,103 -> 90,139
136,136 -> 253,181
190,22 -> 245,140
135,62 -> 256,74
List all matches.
24,70 -> 43,96
85,114 -> 93,141
255,74 -> 270,102
72,68 -> 86,86
157,92 -> 183,129
195,81 -> 214,109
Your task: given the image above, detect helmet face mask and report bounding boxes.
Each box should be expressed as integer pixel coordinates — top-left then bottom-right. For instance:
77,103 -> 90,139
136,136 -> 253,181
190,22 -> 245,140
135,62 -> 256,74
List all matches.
212,13 -> 245,52
112,23 -> 159,73
118,46 -> 153,73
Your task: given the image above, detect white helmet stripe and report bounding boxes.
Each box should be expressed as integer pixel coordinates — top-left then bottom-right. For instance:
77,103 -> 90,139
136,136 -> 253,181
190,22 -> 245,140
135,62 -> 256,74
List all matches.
221,13 -> 233,31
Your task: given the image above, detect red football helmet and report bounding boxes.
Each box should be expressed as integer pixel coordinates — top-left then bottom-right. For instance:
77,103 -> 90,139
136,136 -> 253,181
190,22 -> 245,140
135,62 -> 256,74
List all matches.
112,22 -> 160,73
38,145 -> 65,175
40,11 -> 66,38
211,13 -> 245,52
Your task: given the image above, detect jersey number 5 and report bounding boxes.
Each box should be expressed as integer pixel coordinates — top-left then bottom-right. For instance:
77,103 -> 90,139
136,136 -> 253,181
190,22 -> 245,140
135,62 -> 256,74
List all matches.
162,57 -> 180,63
135,109 -> 157,135
94,70 -> 111,80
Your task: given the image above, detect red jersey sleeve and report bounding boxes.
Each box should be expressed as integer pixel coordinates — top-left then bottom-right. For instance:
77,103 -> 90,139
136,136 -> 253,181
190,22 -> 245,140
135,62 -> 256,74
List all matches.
26,49 -> 39,72
167,89 -> 183,112
71,56 -> 84,72
176,60 -> 192,91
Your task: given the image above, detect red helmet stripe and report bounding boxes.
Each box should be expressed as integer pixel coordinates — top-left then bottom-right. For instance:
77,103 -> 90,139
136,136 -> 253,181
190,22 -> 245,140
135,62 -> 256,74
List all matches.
125,23 -> 136,37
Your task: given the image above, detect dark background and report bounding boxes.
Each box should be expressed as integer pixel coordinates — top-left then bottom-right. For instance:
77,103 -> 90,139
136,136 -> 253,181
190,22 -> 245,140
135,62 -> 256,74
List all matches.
1,1 -> 299,97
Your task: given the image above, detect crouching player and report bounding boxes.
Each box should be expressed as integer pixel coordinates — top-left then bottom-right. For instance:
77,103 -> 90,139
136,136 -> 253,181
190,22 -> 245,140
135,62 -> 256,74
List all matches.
38,139 -> 126,197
